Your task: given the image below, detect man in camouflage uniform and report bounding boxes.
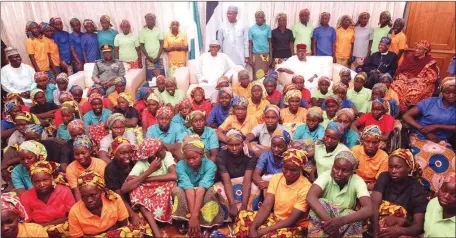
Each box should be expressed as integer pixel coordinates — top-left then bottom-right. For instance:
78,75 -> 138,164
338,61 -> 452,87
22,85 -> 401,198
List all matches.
91,44 -> 125,95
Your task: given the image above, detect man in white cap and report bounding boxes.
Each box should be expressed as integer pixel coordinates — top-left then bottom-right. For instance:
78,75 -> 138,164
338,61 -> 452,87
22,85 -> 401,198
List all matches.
217,5 -> 249,66
194,40 -> 236,95
1,47 -> 36,97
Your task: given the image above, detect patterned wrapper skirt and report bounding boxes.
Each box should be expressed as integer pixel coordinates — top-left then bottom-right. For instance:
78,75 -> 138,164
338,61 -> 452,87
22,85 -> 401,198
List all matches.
233,210 -> 306,238
410,133 -> 455,193
44,221 -> 70,238
308,198 -> 363,237
171,186 -> 225,228
365,200 -> 408,233
213,176 -> 263,222
130,180 -> 176,224
252,53 -> 270,80
96,225 -> 142,238
127,59 -> 141,69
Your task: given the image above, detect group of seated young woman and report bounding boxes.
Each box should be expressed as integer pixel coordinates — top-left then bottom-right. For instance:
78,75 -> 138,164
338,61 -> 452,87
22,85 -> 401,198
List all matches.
1,51 -> 455,238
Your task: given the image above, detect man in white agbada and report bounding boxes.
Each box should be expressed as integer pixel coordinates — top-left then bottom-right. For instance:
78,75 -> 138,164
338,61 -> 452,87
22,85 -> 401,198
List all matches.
1,47 -> 35,95
217,5 -> 249,66
276,43 -> 319,91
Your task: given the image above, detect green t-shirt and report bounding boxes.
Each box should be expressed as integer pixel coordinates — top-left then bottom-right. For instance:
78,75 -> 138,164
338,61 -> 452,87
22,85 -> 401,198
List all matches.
139,26 -> 164,58
347,87 -> 372,111
114,32 -> 140,62
292,22 -> 314,53
129,151 -> 175,177
370,26 -> 391,54
314,143 -> 349,175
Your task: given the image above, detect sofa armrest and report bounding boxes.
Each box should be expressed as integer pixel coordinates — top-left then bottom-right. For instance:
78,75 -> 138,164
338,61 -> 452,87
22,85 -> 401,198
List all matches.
174,67 -> 190,94
125,68 -> 146,96
68,71 -> 86,90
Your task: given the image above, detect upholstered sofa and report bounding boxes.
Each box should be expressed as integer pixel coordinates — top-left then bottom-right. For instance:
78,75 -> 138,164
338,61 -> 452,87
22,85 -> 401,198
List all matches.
68,62 -> 146,98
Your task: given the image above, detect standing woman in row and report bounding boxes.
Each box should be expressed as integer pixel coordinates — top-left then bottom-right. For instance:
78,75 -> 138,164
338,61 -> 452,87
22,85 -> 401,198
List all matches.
312,12 -> 336,58
164,20 -> 188,77
50,17 -> 73,73
97,15 -> 118,58
25,21 -> 56,81
271,13 -> 294,65
370,11 -> 392,55
292,9 -> 313,55
334,15 -> 355,67
352,12 -> 373,69
41,23 -> 61,75
389,18 -> 407,65
140,13 -> 164,80
249,11 -> 272,81
81,19 -> 100,63
69,18 -> 85,72
115,20 -> 142,69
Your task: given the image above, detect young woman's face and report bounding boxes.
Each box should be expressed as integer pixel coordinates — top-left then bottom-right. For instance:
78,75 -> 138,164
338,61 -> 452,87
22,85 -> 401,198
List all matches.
36,76 -> 48,88
146,100 -> 159,114
121,24 -> 131,34
111,120 -> 126,138
264,81 -> 276,95
158,115 -> 171,131
331,158 -> 353,185
115,83 -> 126,94
31,172 -> 53,195
282,160 -> 301,184
340,73 -> 351,86
71,21 -> 81,32
165,82 -> 176,96
353,77 -> 365,91
184,150 -> 203,170
371,103 -> 386,119
334,88 -> 346,100
56,79 -> 68,91
171,22 -> 179,32
323,129 -> 341,150
191,114 -> 206,132
438,182 -> 456,209
251,85 -> 263,100
293,77 -> 304,90
34,91 -> 47,105
100,19 -> 110,30
227,139 -> 243,156
30,23 -> 40,37
80,185 -> 102,211
288,97 -> 301,111
19,150 -> 38,170
179,106 -> 192,118
156,79 -> 166,91
117,97 -> 129,110
219,93 -> 231,107
336,114 -> 352,130
264,110 -> 279,130
271,137 -> 287,158
442,86 -> 456,104
74,147 -> 92,167
380,14 -> 389,25
43,27 -> 54,38
255,15 -> 265,25
392,21 -> 404,34
371,88 -> 384,100
318,81 -> 330,94
278,16 -> 287,28
84,23 -> 95,33
306,114 -> 321,130
146,16 -> 156,27
1,210 -> 19,238
192,90 -> 204,104
71,89 -> 83,103
325,101 -> 339,117
380,77 -> 392,88
359,14 -> 370,26
341,17 -> 351,28
233,105 -> 247,121
15,119 -> 28,134
320,15 -> 330,25
362,134 -> 380,155
388,156 -> 410,181
90,99 -> 103,114
239,75 -> 250,88
62,110 -> 75,125
9,106 -> 21,119
69,127 -> 85,140
114,145 -> 133,167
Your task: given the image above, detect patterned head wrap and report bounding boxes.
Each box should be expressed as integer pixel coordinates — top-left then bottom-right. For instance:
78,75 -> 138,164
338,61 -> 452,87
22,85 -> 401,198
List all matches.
390,149 -> 420,177
339,68 -> 351,77
118,92 -> 133,107
320,12 -> 331,22
216,76 -> 230,89
325,95 -> 342,106
226,128 -> 244,142
68,119 -> 85,132
15,112 -> 40,124
283,148 -> 308,169
380,73 -> 393,83
219,87 -> 233,97
360,125 -> 382,141
6,92 -> 20,101
120,20 -> 131,30
106,113 -> 127,129
56,72 -> 69,82
88,92 -> 103,104
416,40 -> 431,53
165,77 -> 177,86
332,82 -> 348,93
19,141 -> 47,161
24,124 -> 43,136
25,21 -> 38,38
284,89 -> 302,106
318,76 -> 331,85
136,86 -> 152,101
31,89 -> 44,105
61,101 -> 81,119
146,92 -> 162,104
73,135 -> 92,149
307,106 -> 323,119
282,84 -> 297,95
271,130 -> 291,144
335,108 -> 355,121
40,22 -> 53,34
77,171 -> 117,201
156,75 -> 166,82
34,71 -> 48,81
110,136 -> 135,158
290,139 -> 315,155
266,70 -> 278,81
59,91 -> 75,102
114,76 -> 127,86
181,134 -> 205,155
299,9 -> 310,17
251,80 -> 267,98
49,17 -> 62,26
380,37 -> 392,45
30,161 -> 57,176
100,15 -> 112,26
276,13 -> 287,22
326,121 -> 345,137
156,106 -> 173,119
372,83 -> 388,96
231,95 -> 249,107
335,151 -> 359,169
264,105 -> 280,117
255,11 -> 265,18
292,75 -> 305,83
441,77 -> 456,91
372,98 -> 389,111
178,98 -> 193,112
185,110 -> 206,129
90,84 -> 106,96
354,72 -> 367,82
337,15 -> 354,28
136,138 -> 163,161
1,193 -> 29,222
145,13 -> 156,19
83,19 -> 97,31
191,87 -> 206,99
4,100 -> 20,114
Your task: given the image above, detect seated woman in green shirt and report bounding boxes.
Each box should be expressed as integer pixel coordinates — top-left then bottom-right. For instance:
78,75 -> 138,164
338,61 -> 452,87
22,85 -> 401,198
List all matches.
321,95 -> 340,128
172,134 -> 224,237
334,108 -> 359,149
424,179 -> 456,238
311,76 -> 333,107
306,151 -> 373,237
160,77 -> 184,108
171,98 -> 193,129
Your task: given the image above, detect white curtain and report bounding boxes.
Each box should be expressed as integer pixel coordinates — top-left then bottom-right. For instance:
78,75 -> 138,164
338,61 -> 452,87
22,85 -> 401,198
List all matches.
1,2 -> 405,65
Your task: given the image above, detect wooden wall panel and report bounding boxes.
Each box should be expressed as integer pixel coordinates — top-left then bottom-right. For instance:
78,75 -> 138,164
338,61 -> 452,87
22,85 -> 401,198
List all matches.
405,2 -> 455,78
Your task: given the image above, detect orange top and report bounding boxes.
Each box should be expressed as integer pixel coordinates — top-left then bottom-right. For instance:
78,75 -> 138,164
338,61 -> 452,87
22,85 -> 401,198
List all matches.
232,83 -> 252,98
17,223 -> 48,238
335,27 -> 355,59
107,91 -> 119,106
164,32 -> 188,67
66,157 -> 107,188
247,98 -> 270,121
25,37 -> 51,71
68,194 -> 129,237
45,37 -> 61,66
280,107 -> 307,124
352,145 -> 388,183
389,32 -> 407,65
385,89 -> 399,105
219,115 -> 258,136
